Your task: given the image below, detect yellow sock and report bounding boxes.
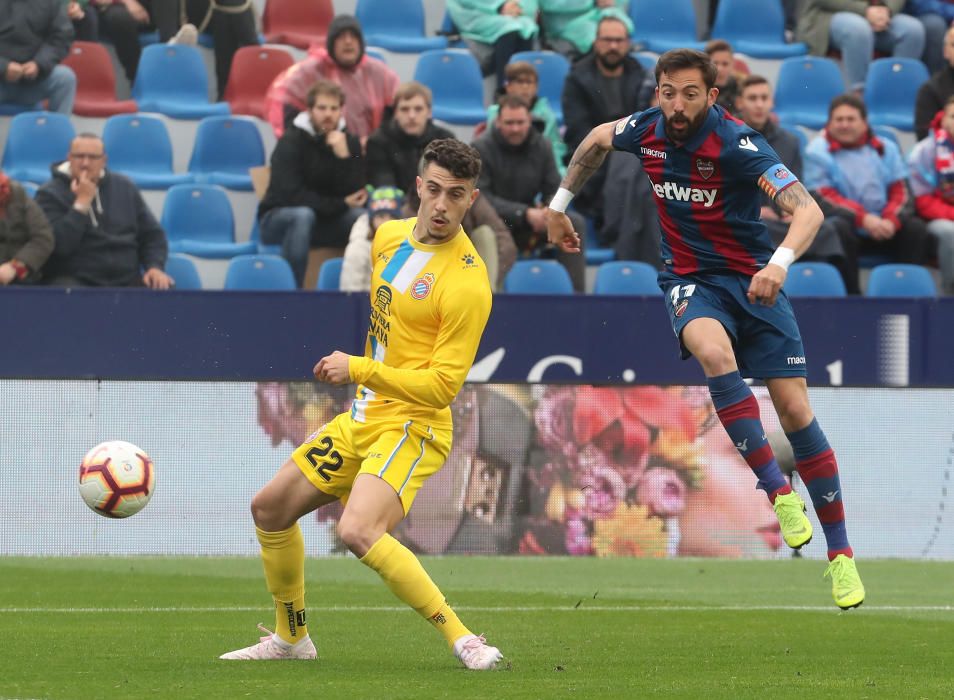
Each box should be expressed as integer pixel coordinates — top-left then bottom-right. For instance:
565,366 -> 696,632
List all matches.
360,533 -> 471,646
257,524 -> 308,645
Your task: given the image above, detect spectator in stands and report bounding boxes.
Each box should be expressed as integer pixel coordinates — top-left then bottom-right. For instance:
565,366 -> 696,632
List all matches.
474,95 -> 585,291
538,0 -> 631,61
905,0 -> 954,76
562,15 -> 658,262
257,80 -> 367,288
446,0 -> 538,89
796,0 -> 925,92
805,94 -> 935,268
915,24 -> 954,139
0,171 -> 54,285
704,39 -> 744,116
907,95 -> 954,294
738,75 -> 859,293
35,133 -> 173,288
366,82 -> 455,192
340,186 -> 404,293
66,1 -> 98,42
0,0 -> 75,115
264,14 -> 400,140
487,61 -> 566,175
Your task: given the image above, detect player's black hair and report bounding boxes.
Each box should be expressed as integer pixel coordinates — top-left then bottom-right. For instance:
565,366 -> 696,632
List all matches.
306,79 -> 345,108
419,138 -> 481,183
655,48 -> 719,91
828,93 -> 867,122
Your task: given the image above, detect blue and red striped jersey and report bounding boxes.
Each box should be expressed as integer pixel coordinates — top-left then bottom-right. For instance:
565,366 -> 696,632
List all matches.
612,104 -> 798,276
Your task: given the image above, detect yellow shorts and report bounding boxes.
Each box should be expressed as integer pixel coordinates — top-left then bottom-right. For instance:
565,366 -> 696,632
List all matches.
291,412 -> 451,513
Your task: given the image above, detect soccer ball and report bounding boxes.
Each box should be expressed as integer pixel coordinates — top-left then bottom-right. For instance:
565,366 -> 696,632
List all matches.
79,441 -> 155,518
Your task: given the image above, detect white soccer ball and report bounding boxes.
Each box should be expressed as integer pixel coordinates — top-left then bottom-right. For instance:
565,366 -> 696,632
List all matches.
79,440 -> 155,518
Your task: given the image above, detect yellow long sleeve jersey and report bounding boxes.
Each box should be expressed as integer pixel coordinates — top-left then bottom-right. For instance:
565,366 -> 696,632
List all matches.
347,218 -> 493,428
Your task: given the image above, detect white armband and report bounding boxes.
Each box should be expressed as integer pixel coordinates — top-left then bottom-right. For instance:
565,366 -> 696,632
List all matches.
548,187 -> 574,213
768,246 -> 796,271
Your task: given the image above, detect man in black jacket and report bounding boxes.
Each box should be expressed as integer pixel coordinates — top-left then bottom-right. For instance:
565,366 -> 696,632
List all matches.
36,133 -> 172,288
474,96 -> 585,291
915,24 -> 954,140
0,0 -> 75,114
366,82 -> 454,194
258,80 -> 367,287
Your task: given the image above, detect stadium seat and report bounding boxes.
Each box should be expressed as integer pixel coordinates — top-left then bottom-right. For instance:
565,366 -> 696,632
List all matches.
437,10 -> 467,49
630,0 -> 705,53
866,263 -> 937,297
262,0 -> 334,49
777,121 -> 808,157
413,49 -> 487,125
0,111 -> 75,184
165,253 -> 203,290
864,58 -> 930,132
356,0 -> 447,52
102,115 -> 194,189
18,181 -> 38,198
224,254 -> 297,290
365,47 -> 387,63
132,44 -> 231,119
773,56 -> 846,130
593,261 -> 662,295
188,116 -> 265,191
62,41 -> 139,117
249,219 -> 281,256
223,46 -> 294,119
0,103 -> 41,116
784,262 -> 847,297
633,51 -> 658,72
509,51 -> 570,124
160,184 -> 256,259
316,257 -> 343,290
503,260 -> 574,294
710,0 -> 807,58
871,125 -> 901,152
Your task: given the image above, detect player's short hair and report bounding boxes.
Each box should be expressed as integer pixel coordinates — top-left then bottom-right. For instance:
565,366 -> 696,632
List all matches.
505,61 -> 538,84
828,93 -> 867,121
655,48 -> 718,91
704,39 -> 733,56
306,80 -> 344,108
740,74 -> 770,94
419,138 -> 481,183
496,94 -> 531,113
394,81 -> 432,108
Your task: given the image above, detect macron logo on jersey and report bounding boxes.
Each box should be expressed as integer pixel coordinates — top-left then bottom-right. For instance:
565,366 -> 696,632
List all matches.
652,181 -> 718,207
641,146 -> 667,159
739,137 -> 759,152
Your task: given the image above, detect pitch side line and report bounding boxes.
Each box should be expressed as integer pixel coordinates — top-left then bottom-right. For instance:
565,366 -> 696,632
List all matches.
0,605 -> 952,613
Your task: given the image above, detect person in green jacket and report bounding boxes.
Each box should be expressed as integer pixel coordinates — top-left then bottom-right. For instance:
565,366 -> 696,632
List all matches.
446,0 -> 539,88
538,0 -> 631,60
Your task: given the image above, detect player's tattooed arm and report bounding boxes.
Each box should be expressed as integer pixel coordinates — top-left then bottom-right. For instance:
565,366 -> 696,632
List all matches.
775,182 -> 816,216
560,121 -> 617,194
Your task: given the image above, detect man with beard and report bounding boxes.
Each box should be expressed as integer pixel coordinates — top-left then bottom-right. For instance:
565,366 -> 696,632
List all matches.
547,48 -> 866,610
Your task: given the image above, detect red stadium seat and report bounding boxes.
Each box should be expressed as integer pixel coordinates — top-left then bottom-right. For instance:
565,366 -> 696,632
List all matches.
62,41 -> 138,117
223,46 -> 295,119
262,0 -> 334,49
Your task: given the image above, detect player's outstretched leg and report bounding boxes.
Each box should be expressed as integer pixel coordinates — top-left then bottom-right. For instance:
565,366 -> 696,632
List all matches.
786,418 -> 865,609
708,371 -> 812,549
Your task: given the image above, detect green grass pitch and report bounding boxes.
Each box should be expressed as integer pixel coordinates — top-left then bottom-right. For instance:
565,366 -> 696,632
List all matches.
1,557 -> 952,699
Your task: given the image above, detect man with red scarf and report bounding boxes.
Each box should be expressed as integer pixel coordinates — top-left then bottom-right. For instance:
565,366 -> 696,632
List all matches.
805,94 -> 934,267
908,95 -> 954,294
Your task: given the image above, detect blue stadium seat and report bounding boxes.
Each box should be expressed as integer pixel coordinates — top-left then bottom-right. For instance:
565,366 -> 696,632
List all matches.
632,51 -> 658,72
710,0 -> 807,58
503,260 -> 574,294
103,114 -> 194,189
17,181 -> 38,198
773,56 -> 846,130
437,10 -> 467,49
0,111 -> 75,184
132,44 -> 231,119
866,264 -> 937,297
188,116 -> 265,191
164,253 -> 203,290
593,261 -> 661,295
784,261 -> 847,297
356,0 -> 447,52
582,216 -> 615,265
871,125 -> 901,153
365,47 -> 387,63
0,103 -> 41,116
509,50 -> 570,125
316,257 -> 343,290
864,58 -> 930,132
630,0 -> 705,53
249,218 -> 281,256
160,184 -> 256,259
224,254 -> 297,290
777,121 -> 808,158
413,49 -> 486,125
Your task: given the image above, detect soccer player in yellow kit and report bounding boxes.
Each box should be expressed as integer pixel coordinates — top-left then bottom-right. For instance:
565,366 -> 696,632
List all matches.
220,139 -> 502,670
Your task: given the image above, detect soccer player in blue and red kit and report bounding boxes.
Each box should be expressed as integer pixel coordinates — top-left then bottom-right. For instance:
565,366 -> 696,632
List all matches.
546,48 -> 865,608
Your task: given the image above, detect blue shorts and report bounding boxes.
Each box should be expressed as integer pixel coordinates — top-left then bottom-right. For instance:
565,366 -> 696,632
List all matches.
657,270 -> 807,379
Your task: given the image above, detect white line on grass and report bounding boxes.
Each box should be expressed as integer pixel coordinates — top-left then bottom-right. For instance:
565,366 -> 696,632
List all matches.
0,605 -> 952,613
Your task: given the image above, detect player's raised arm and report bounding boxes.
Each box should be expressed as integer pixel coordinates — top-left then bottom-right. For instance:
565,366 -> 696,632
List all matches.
545,120 -> 619,253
